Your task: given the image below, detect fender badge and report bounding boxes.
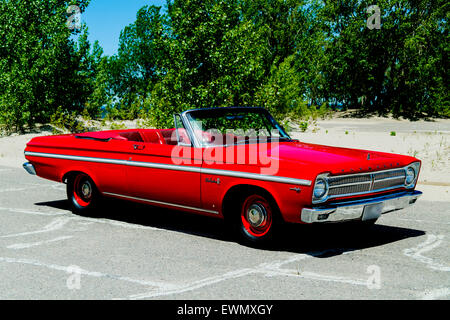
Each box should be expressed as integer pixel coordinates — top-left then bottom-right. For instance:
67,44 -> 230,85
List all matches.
205,177 -> 220,185
290,187 -> 301,193
367,153 -> 371,160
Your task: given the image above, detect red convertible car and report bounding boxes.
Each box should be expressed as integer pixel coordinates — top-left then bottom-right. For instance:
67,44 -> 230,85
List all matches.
23,107 -> 422,244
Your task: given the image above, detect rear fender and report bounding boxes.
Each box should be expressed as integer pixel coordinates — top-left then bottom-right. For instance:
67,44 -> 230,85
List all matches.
61,167 -> 100,189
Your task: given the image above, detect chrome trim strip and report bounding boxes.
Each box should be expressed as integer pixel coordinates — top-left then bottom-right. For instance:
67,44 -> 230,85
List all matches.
103,192 -> 219,215
24,151 -> 312,186
373,175 -> 406,182
328,181 -> 372,188
329,166 -> 406,179
25,152 -> 127,166
201,167 -> 311,186
327,185 -> 406,201
128,159 -> 201,173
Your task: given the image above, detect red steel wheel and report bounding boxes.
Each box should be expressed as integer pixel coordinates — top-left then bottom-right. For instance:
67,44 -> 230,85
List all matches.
239,194 -> 275,243
67,173 -> 99,215
73,174 -> 93,207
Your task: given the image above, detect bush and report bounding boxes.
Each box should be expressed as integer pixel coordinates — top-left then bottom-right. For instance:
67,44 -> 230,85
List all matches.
50,107 -> 87,134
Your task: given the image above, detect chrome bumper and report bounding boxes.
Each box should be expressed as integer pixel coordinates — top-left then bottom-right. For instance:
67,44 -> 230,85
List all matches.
301,191 -> 422,223
23,162 -> 36,175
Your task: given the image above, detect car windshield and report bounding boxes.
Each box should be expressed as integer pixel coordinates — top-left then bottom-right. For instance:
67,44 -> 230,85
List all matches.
184,108 -> 291,147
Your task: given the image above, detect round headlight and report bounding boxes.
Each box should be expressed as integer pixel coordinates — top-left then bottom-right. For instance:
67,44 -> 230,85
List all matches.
406,167 -> 416,185
314,179 -> 328,199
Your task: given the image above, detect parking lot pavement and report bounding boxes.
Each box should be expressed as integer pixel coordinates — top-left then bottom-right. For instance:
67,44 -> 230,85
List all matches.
0,165 -> 449,300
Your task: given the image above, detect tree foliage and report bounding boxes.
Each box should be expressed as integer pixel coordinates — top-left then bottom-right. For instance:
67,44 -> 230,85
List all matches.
320,0 -> 449,118
0,0 -> 101,132
0,0 -> 448,133
105,0 -> 447,127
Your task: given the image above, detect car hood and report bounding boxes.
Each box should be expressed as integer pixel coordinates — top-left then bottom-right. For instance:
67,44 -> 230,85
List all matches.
265,141 -> 418,177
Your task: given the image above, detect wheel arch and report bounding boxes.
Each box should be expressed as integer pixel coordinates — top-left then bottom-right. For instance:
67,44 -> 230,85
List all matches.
61,169 -> 99,188
221,184 -> 283,222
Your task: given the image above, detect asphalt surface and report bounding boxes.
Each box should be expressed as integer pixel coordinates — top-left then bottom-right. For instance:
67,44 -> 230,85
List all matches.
0,165 -> 449,300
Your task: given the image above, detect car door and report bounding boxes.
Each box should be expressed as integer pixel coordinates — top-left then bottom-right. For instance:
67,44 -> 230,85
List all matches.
125,127 -> 202,210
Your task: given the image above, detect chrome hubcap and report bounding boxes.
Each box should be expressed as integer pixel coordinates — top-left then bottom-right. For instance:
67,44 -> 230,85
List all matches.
246,203 -> 267,228
81,181 -> 92,198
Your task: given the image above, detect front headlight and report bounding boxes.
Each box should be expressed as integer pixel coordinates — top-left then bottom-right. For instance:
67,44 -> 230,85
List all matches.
405,162 -> 421,188
405,167 -> 415,185
314,179 -> 327,198
313,175 -> 329,202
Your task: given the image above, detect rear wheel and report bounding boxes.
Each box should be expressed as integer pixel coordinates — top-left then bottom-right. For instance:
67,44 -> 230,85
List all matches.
67,173 -> 100,216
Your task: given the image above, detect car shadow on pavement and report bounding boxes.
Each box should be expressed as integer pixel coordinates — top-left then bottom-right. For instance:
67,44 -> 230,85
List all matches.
35,198 -> 426,257
35,198 -> 232,241
271,223 -> 425,257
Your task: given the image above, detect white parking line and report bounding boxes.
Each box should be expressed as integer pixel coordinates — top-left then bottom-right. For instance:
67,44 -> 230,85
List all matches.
0,182 -> 61,193
403,234 -> 450,272
128,250 -> 367,300
0,256 -> 178,289
0,207 -> 66,216
0,206 -> 165,232
129,268 -> 257,300
0,217 -> 73,238
6,236 -> 73,249
0,248 -> 367,300
0,187 -> 40,193
393,217 -> 450,225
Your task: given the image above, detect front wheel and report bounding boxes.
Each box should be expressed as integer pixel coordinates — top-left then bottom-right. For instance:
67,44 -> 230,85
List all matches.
67,173 -> 100,216
236,192 -> 280,245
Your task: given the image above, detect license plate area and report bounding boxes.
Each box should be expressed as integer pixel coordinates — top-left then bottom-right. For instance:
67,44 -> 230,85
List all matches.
362,202 -> 384,221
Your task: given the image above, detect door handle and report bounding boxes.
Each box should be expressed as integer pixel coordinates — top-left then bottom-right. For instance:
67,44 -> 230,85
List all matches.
133,144 -> 145,150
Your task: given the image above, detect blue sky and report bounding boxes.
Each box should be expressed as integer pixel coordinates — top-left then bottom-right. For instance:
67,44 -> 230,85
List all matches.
82,0 -> 167,56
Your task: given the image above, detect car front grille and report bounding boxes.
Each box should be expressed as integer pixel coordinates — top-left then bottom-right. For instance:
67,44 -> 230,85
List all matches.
327,169 -> 406,199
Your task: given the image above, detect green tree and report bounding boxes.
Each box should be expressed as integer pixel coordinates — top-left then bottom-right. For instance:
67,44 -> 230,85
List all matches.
321,0 -> 448,118
107,5 -> 166,118
144,0 -> 262,127
106,0 -> 448,127
0,0 -> 95,132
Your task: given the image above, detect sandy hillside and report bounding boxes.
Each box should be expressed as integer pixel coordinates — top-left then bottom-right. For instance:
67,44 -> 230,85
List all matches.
1,117 -> 449,201
0,129 -> 54,169
289,116 -> 450,201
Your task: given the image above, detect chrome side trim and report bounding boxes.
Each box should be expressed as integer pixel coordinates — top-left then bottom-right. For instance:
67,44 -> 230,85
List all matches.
301,190 -> 422,223
201,167 -> 311,186
24,151 -> 312,186
128,159 -> 201,173
25,152 -> 127,166
102,192 -> 219,215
